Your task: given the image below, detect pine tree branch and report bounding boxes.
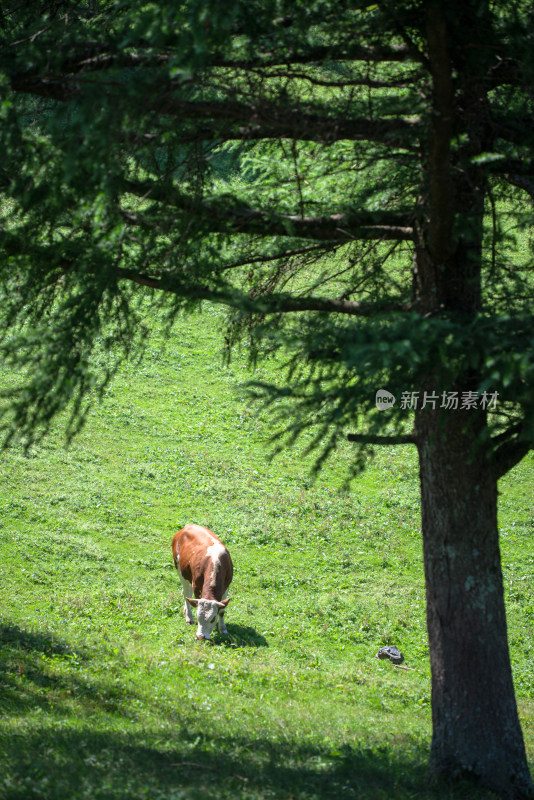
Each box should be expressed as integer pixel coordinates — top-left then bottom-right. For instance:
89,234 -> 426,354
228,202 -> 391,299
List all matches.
492,425 -> 532,479
152,98 -> 421,147
487,57 -> 523,87
485,160 -> 534,198
254,295 -> 412,315
376,0 -> 431,70
9,42 -> 417,88
246,67 -> 423,89
218,243 -> 338,272
487,158 -> 534,177
11,39 -> 522,90
347,432 -> 417,445
503,174 -> 534,200
114,266 -> 411,316
212,42 -> 417,68
492,117 -> 534,147
122,180 -> 415,242
9,67 -> 421,148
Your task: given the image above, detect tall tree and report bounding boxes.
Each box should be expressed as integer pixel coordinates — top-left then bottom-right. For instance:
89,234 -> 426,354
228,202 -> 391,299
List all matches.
1,1 -> 534,796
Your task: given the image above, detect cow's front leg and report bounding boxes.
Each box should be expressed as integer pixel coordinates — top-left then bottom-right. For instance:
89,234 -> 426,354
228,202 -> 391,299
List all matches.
179,573 -> 195,624
217,590 -> 229,634
184,598 -> 195,625
218,611 -> 228,635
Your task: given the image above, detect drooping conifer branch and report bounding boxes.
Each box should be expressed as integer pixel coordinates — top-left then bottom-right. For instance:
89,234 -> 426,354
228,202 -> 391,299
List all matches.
114,267 -> 411,317
122,180 -> 415,242
347,432 -> 417,444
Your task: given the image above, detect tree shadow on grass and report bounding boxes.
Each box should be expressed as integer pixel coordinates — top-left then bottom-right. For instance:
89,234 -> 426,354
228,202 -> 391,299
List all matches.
0,621 -> 133,719
0,726 -> 499,800
0,622 -> 87,658
0,622 -> 497,800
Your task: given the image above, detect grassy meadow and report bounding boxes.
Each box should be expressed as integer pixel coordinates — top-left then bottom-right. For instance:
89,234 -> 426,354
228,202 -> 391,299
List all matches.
1,302 -> 533,799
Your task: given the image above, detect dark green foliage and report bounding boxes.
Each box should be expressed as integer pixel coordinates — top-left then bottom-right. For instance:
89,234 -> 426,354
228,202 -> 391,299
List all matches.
0,0 -> 533,457
246,311 -> 534,474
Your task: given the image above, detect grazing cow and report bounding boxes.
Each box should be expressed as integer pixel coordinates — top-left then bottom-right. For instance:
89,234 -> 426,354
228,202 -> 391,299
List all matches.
172,524 -> 233,641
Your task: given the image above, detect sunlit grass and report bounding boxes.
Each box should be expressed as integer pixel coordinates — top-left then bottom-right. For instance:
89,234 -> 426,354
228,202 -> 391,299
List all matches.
0,304 -> 532,799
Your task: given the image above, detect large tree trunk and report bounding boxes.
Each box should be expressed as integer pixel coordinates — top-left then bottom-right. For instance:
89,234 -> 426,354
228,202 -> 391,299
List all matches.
416,407 -> 533,797
415,6 -> 534,795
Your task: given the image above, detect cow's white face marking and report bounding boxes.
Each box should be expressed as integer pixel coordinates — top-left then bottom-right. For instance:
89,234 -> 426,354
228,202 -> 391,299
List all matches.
191,598 -> 223,640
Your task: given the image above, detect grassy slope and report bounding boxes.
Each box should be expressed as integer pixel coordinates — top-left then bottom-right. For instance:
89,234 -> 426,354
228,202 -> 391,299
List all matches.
0,303 -> 533,800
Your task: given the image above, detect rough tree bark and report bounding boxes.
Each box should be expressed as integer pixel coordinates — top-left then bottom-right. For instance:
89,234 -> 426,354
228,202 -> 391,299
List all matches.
417,407 -> 532,796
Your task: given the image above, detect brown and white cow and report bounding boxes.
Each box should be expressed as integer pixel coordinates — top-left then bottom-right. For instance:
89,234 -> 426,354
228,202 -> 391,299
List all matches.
172,524 -> 233,641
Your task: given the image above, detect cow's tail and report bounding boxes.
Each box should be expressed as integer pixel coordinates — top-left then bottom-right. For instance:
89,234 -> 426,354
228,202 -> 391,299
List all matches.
172,530 -> 182,570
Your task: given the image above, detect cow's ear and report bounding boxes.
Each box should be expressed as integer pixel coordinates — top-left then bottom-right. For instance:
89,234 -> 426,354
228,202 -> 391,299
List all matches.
216,598 -> 231,608
187,597 -> 199,607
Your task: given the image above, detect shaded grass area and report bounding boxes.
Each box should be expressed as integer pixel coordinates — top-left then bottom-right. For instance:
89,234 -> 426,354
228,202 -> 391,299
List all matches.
0,730 -> 478,800
1,624 -> 492,800
0,305 -> 532,799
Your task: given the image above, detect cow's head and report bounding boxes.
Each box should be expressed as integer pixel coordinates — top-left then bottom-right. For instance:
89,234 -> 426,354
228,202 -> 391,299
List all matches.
187,597 -> 231,641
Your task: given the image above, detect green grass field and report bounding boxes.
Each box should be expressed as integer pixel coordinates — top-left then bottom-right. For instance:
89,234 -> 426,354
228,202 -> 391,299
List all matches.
1,304 -> 533,799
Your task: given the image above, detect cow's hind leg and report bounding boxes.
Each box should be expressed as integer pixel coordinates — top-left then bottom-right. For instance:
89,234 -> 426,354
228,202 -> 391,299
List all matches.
178,572 -> 195,624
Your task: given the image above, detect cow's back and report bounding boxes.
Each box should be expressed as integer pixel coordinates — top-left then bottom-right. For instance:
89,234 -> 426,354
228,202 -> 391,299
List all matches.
172,524 -> 233,598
